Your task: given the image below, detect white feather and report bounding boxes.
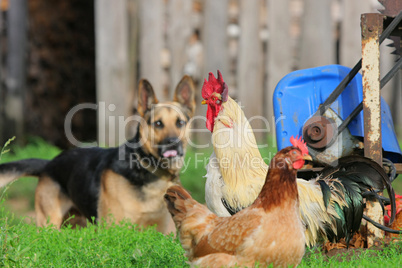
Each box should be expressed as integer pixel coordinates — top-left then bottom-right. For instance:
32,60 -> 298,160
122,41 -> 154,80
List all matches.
204,152 -> 232,217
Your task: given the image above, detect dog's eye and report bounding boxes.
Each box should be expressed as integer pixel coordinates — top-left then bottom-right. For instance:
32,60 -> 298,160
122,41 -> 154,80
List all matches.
153,120 -> 164,128
176,119 -> 186,128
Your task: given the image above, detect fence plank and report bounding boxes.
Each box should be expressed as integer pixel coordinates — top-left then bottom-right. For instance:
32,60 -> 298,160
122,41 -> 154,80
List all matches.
195,0 -> 229,144
167,0 -> 192,97
95,0 -> 130,146
299,0 -> 335,69
237,0 -> 264,137
340,0 -> 372,67
266,0 -> 292,137
139,0 -> 165,99
126,0 -> 140,138
4,0 -> 27,144
203,0 -> 229,78
128,0 -> 139,106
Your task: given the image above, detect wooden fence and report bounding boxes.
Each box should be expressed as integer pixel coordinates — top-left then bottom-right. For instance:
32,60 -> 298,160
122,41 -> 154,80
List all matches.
0,0 -> 400,147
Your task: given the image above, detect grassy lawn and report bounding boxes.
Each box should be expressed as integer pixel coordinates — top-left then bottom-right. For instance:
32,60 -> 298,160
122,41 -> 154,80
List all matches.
0,214 -> 188,267
1,137 -> 402,267
0,214 -> 401,267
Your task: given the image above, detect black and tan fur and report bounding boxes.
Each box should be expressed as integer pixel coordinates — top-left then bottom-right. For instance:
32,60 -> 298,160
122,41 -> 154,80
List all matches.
0,76 -> 196,234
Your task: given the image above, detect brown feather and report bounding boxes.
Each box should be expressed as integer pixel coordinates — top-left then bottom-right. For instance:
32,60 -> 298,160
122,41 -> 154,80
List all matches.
254,150 -> 299,212
164,146 -> 306,267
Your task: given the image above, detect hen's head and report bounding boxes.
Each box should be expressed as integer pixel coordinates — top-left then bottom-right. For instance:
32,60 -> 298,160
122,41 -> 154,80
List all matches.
201,70 -> 228,132
287,136 -> 311,169
273,136 -> 312,170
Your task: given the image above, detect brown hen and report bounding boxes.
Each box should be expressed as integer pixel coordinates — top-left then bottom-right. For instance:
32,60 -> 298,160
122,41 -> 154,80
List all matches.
164,139 -> 311,267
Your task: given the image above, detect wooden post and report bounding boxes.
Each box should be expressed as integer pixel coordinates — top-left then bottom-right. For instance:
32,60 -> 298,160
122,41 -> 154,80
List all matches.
237,0 -> 264,139
95,0 -> 130,146
167,0 -> 192,97
266,0 -> 292,139
139,0 -> 165,99
4,0 -> 27,144
299,0 -> 335,69
203,0 -> 229,79
361,13 -> 384,247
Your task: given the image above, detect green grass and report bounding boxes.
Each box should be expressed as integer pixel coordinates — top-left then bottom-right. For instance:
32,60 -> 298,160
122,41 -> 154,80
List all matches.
0,214 -> 401,267
299,245 -> 402,267
180,147 -> 211,203
0,217 -> 188,267
1,137 -> 402,267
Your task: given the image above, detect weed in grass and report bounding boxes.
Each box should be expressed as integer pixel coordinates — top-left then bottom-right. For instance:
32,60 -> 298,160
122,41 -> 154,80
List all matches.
0,137 -> 15,157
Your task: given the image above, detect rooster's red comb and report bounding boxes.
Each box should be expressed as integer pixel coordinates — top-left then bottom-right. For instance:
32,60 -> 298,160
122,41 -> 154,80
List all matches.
290,136 -> 309,155
202,70 -> 228,102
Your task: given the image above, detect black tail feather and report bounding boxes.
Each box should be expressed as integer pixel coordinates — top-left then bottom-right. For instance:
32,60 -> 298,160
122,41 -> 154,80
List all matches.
319,155 -> 397,244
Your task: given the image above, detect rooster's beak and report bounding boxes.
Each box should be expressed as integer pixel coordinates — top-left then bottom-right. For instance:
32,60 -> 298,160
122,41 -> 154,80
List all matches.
201,100 -> 207,105
303,154 -> 313,161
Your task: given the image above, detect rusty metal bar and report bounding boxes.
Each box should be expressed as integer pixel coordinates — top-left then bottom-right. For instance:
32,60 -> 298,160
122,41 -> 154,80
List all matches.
361,13 -> 384,165
361,13 -> 385,247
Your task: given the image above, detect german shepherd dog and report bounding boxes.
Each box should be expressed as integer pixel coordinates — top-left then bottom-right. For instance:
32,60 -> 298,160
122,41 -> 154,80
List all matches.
0,76 -> 195,234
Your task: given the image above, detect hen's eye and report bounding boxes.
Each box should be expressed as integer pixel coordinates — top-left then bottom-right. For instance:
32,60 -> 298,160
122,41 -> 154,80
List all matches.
153,120 -> 164,128
292,150 -> 297,155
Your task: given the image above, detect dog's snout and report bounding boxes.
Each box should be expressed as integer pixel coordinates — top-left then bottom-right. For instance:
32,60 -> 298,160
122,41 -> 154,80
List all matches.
159,137 -> 184,158
163,137 -> 180,145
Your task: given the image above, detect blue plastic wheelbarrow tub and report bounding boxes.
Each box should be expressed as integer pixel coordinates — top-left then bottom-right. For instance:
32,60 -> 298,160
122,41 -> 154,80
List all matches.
273,64 -> 402,163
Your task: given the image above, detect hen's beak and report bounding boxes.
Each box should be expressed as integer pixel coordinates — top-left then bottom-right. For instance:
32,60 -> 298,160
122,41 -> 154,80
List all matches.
303,154 -> 313,161
201,100 -> 207,105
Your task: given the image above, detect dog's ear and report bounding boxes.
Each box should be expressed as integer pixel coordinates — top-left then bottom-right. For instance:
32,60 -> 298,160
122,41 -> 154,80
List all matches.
173,75 -> 196,116
138,79 -> 159,116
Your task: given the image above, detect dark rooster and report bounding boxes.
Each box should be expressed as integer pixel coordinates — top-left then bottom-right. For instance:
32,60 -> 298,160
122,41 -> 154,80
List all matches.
164,137 -> 310,268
